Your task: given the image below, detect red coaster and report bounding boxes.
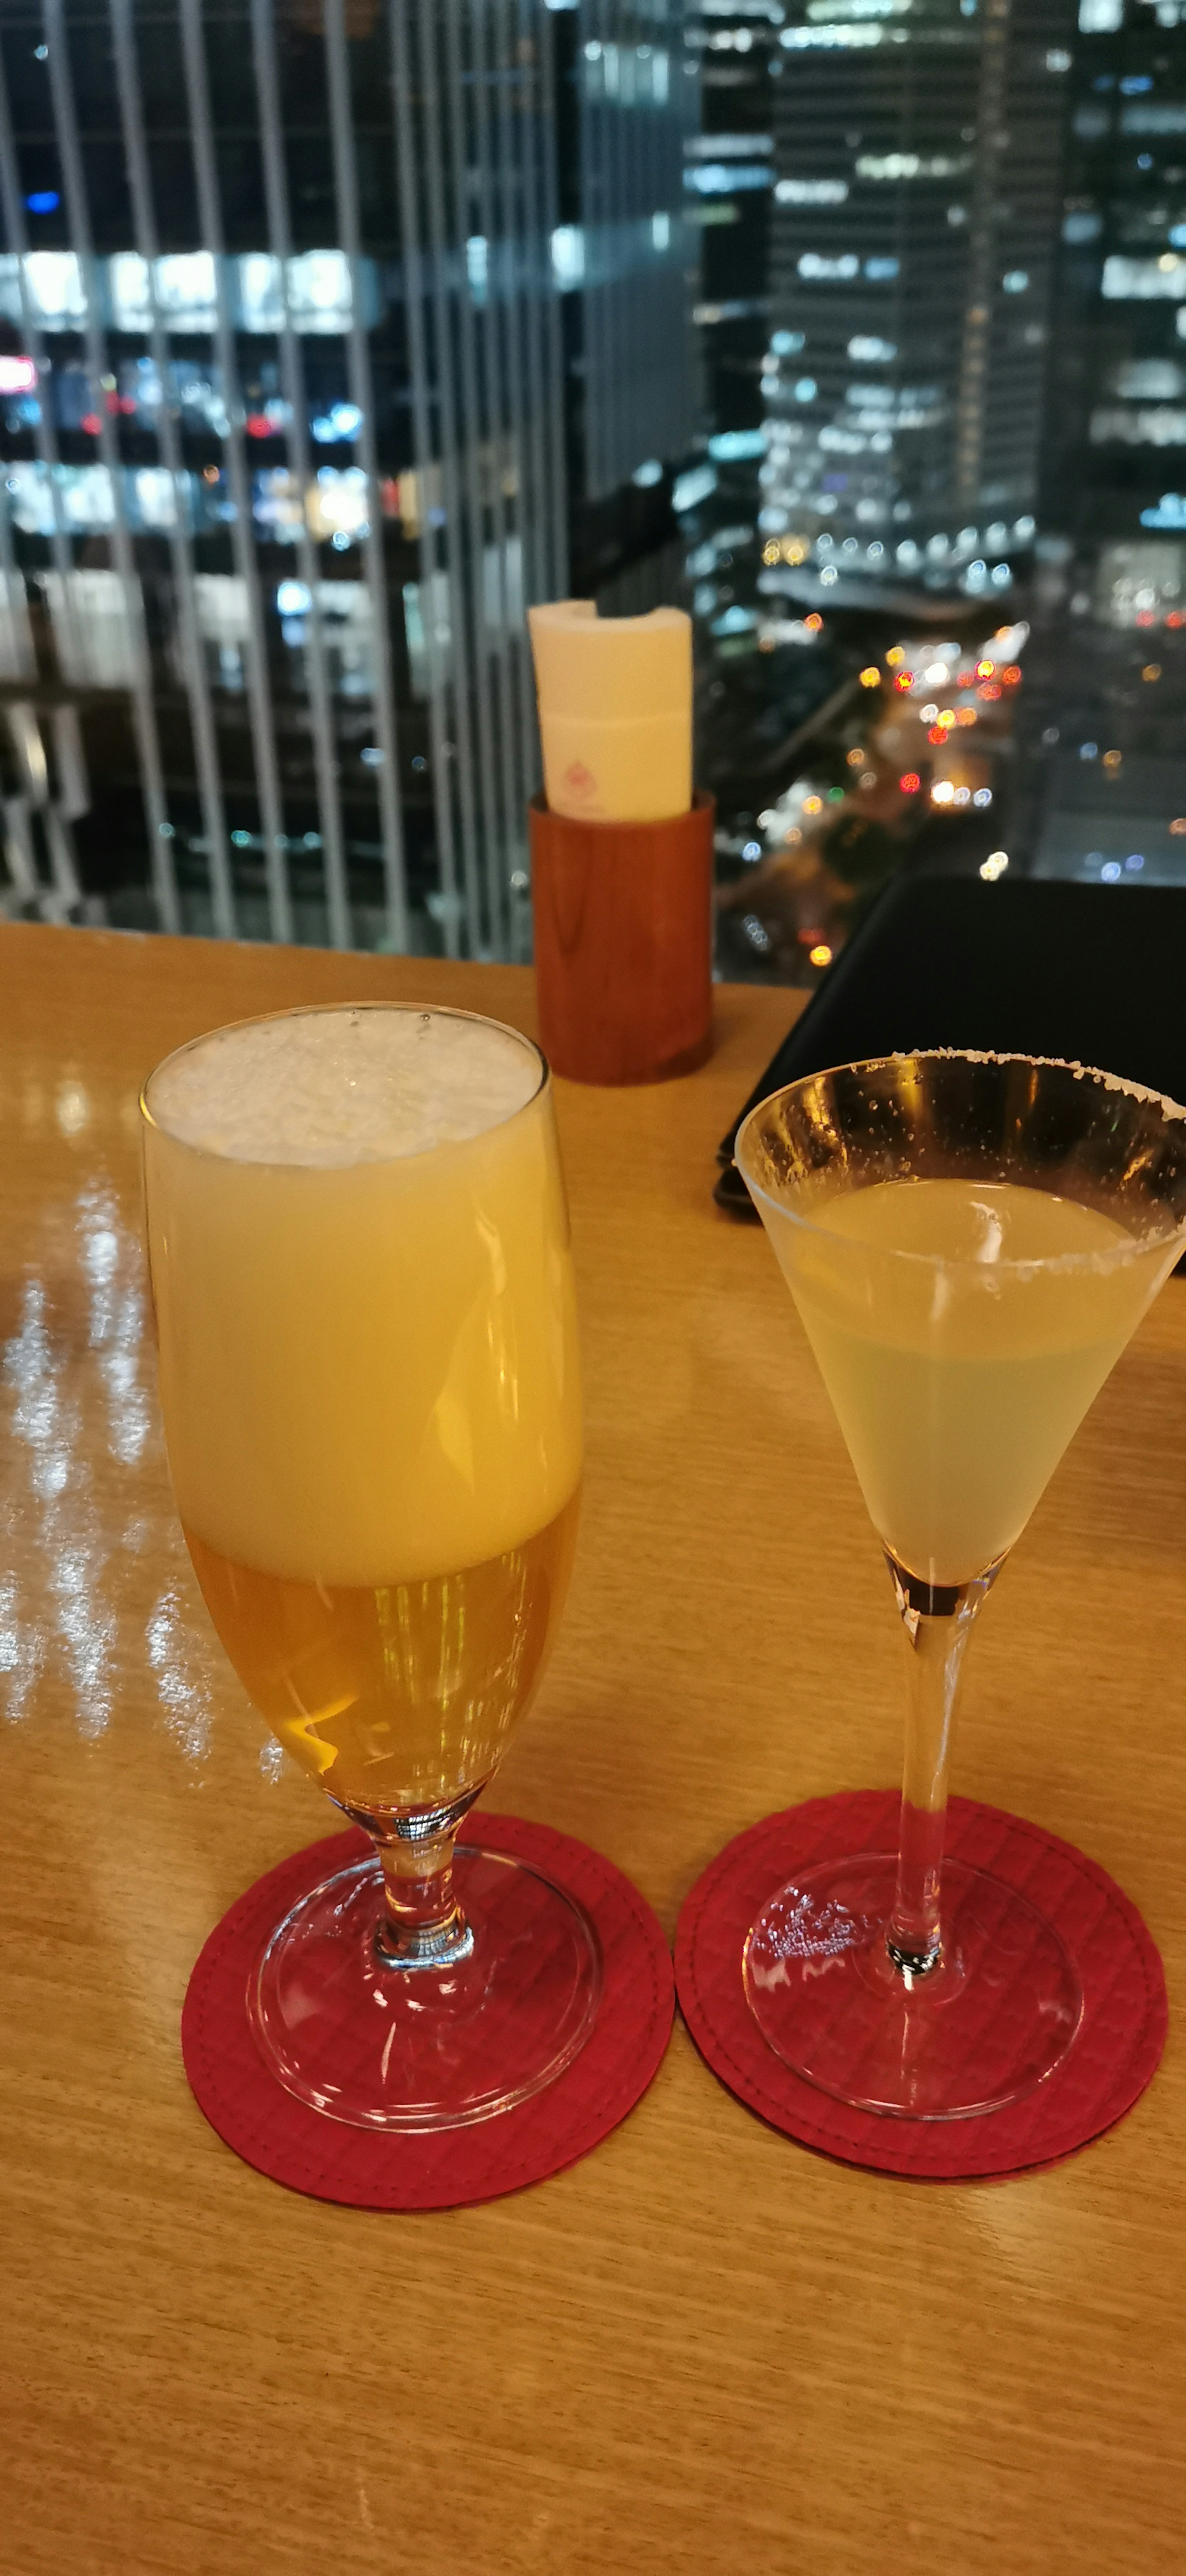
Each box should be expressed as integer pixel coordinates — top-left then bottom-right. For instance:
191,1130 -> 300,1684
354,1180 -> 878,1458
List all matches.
183,1814 -> 674,2209
675,1791 -> 1167,2181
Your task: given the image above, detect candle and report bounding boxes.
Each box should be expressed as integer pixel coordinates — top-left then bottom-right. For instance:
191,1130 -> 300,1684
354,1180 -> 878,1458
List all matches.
528,599 -> 692,823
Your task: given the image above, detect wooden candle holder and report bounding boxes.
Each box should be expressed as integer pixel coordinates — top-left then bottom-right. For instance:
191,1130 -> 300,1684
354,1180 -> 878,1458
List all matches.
529,791 -> 715,1086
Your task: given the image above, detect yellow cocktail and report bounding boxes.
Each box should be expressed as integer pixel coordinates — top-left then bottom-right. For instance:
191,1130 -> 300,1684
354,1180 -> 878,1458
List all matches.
780,1175 -> 1169,1587
736,1052 -> 1186,2119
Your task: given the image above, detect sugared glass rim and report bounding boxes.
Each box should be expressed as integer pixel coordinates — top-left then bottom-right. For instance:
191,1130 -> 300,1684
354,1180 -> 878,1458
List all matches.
735,1048 -> 1186,1275
140,999 -> 549,1169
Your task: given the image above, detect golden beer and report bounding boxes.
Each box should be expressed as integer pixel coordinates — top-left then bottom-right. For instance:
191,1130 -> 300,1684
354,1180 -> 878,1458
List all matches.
184,1498 -> 579,1812
143,1004 -> 583,1822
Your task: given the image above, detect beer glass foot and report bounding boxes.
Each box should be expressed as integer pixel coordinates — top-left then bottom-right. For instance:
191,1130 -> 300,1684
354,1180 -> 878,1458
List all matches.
744,1854 -> 1082,2119
248,1844 -> 602,2131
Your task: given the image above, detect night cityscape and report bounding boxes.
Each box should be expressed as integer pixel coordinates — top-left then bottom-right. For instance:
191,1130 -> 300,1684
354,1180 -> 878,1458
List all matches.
0,0 -> 1181,974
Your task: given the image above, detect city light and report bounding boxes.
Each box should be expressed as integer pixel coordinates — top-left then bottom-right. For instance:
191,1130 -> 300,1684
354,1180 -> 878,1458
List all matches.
550,226 -> 585,288
672,464 -> 716,513
0,0 -> 1144,973
764,534 -> 810,566
980,851 -> 1009,881
708,428 -> 766,461
779,180 -> 849,206
312,401 -> 363,444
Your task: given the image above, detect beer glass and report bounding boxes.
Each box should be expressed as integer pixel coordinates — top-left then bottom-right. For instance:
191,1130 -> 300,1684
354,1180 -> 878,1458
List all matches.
142,1003 -> 596,2131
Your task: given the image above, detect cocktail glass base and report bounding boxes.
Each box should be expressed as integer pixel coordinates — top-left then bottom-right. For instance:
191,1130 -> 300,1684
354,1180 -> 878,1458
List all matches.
744,1852 -> 1083,2119
248,1845 -> 602,2132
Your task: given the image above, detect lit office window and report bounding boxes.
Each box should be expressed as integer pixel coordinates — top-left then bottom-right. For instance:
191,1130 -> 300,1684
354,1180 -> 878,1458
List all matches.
1102,256 -> 1186,300
45,569 -> 140,689
0,251 -> 85,328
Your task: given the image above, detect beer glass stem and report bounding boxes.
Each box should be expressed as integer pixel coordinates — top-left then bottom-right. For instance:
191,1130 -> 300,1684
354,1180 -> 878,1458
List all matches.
884,1555 -> 1001,1980
372,1822 -> 475,1971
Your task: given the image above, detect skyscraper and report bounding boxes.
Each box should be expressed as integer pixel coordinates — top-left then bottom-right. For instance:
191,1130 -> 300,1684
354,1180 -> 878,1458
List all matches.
1016,0 -> 1186,886
758,0 -> 1074,602
1043,0 -> 1186,581
0,0 -> 698,954
555,0 -> 701,605
684,0 -> 780,439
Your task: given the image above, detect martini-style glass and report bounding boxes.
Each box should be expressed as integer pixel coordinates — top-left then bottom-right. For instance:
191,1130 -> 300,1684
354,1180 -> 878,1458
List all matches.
735,1052 -> 1186,2119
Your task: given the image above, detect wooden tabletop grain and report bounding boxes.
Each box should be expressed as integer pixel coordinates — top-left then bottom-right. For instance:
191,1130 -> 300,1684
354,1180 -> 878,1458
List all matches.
2,920 -> 1184,2576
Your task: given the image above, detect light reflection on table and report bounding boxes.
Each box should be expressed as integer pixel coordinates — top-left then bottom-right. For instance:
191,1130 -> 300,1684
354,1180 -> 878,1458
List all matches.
0,1040 -> 248,1768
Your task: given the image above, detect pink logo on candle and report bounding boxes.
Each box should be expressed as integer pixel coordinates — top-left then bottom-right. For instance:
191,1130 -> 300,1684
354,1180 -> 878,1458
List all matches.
562,761 -> 597,799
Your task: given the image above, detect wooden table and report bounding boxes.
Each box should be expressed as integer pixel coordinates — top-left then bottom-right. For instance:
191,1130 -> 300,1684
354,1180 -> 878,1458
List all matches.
3,921 -> 1185,2576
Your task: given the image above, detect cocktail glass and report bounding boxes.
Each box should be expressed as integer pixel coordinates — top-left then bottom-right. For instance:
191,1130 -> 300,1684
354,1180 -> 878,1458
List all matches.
142,1002 -> 597,2132
735,1052 -> 1186,2118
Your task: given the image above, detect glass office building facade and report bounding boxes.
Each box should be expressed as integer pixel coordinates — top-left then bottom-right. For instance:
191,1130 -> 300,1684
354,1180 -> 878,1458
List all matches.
1017,0 -> 1186,887
6,1 -> 1186,970
0,1 -> 698,953
758,0 -> 1074,600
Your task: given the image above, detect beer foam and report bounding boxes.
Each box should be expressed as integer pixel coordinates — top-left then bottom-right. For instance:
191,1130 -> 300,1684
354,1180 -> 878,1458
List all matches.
146,1006 -> 542,1167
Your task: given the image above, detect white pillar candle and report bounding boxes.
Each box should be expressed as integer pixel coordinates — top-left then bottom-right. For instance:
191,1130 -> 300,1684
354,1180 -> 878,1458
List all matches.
528,599 -> 692,823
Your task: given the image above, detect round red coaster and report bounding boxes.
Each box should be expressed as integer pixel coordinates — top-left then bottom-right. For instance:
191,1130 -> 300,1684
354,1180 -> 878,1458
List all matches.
183,1814 -> 674,2209
675,1791 -> 1167,2181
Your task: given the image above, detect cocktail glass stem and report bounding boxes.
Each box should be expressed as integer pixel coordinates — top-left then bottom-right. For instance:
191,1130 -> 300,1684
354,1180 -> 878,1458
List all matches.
345,1791 -> 480,1971
884,1555 -> 1002,1980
